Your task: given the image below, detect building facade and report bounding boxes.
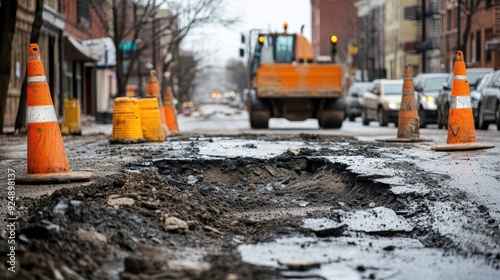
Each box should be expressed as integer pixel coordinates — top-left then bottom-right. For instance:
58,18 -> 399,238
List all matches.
2,0 -> 180,130
3,0 -> 65,127
385,0 -> 420,79
356,0 -> 386,81
3,0 -> 34,128
310,0 -> 358,63
60,0 -> 109,118
442,0 -> 497,72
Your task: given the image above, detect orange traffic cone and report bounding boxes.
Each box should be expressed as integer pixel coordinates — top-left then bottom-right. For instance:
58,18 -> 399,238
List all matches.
377,65 -> 430,143
146,70 -> 160,97
18,44 -> 91,184
163,86 -> 179,134
146,70 -> 169,135
432,51 -> 494,151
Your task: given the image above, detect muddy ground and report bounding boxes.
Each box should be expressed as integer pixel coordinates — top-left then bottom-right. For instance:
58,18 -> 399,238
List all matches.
0,133 -> 499,279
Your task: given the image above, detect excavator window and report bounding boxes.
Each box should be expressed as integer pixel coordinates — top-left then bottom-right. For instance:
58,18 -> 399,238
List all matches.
250,34 -> 295,81
274,35 -> 294,63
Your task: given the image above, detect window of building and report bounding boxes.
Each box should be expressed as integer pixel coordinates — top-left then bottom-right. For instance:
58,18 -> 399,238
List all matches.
447,9 -> 452,30
476,30 -> 481,63
470,33 -> 475,62
485,28 -> 493,62
77,0 -> 90,29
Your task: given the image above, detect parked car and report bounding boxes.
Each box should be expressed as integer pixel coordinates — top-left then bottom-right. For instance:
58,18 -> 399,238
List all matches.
436,68 -> 494,129
345,82 -> 372,121
361,79 -> 403,126
230,94 -> 245,110
413,73 -> 450,128
476,70 -> 500,130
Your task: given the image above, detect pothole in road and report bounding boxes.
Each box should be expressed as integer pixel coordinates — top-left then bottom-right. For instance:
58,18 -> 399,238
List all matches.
149,156 -> 405,236
154,157 -> 400,207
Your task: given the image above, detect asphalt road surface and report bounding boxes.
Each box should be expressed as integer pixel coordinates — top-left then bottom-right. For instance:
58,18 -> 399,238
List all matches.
0,103 -> 499,279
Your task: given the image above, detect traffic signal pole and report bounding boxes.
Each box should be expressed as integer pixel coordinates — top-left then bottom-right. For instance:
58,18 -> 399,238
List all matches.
330,35 -> 338,63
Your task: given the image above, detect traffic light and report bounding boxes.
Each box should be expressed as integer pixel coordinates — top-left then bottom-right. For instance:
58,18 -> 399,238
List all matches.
330,35 -> 338,58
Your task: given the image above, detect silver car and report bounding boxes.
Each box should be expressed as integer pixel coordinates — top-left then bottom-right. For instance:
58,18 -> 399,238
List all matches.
345,82 -> 372,122
413,73 -> 450,128
362,79 -> 403,127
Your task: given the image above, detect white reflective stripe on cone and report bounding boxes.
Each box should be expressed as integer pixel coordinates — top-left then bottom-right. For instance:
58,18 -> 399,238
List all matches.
27,105 -> 58,123
27,76 -> 47,83
450,96 -> 472,109
453,75 -> 468,80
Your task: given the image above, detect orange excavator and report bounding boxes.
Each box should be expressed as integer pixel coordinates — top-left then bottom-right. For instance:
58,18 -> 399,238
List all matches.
244,23 -> 345,128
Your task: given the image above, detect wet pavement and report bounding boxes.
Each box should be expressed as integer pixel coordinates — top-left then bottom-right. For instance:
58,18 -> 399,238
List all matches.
1,104 -> 499,279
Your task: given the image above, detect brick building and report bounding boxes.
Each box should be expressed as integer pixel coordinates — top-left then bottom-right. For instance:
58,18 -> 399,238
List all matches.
442,1 -> 498,72
60,0 -> 109,117
310,0 -> 358,63
2,0 -> 64,127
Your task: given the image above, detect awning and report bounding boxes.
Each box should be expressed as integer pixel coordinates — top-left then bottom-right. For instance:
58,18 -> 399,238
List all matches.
486,38 -> 500,51
64,35 -> 97,61
82,37 -> 116,68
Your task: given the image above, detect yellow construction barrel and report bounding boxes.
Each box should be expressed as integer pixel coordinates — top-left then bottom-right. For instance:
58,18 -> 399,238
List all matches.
138,97 -> 165,142
111,97 -> 144,143
61,98 -> 81,135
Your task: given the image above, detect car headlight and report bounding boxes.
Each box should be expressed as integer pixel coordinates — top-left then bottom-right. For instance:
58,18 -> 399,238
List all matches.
424,96 -> 435,104
388,102 -> 397,109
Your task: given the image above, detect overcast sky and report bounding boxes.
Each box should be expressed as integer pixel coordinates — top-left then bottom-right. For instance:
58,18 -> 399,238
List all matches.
182,0 -> 312,67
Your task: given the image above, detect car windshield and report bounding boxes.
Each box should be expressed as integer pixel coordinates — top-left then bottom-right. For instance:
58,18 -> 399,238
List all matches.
351,84 -> 371,95
383,84 -> 403,95
475,75 -> 490,91
422,77 -> 448,91
468,72 -> 490,85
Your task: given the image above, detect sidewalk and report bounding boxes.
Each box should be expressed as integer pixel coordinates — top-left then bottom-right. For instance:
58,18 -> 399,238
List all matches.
2,123 -> 113,136
80,123 -> 113,136
2,103 -> 245,136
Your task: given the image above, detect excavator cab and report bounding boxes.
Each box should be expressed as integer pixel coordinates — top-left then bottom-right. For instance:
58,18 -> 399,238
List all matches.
250,33 -> 314,80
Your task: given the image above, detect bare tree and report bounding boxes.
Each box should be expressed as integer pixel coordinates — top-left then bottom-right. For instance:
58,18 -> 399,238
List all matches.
156,0 -> 238,102
458,0 -> 499,57
0,0 -> 18,134
90,0 -> 162,97
90,0 -> 237,98
14,0 -> 44,133
225,58 -> 247,94
175,50 -> 200,109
